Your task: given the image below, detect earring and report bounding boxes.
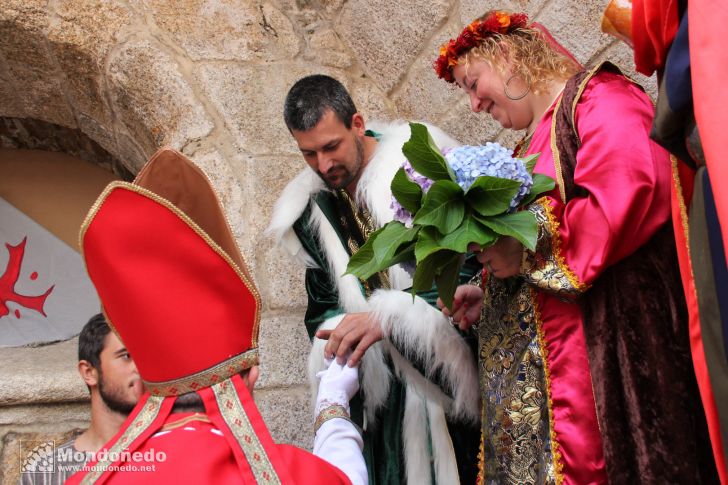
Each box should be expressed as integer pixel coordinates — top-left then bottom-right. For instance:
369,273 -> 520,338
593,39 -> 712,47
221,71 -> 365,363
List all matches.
504,74 -> 530,100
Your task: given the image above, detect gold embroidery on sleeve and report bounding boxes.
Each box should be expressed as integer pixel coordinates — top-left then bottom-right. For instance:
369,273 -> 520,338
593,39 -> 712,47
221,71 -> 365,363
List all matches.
520,198 -> 588,297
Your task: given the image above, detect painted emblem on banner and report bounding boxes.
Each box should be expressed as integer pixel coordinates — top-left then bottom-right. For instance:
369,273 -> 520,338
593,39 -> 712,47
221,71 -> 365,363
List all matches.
0,197 -> 100,347
0,238 -> 54,320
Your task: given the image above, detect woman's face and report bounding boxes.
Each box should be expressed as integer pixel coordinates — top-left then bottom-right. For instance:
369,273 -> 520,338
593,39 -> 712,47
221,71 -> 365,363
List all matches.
452,58 -> 533,131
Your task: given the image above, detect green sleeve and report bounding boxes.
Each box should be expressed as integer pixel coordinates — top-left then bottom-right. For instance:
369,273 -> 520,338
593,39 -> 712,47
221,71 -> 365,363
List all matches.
292,204 -> 346,339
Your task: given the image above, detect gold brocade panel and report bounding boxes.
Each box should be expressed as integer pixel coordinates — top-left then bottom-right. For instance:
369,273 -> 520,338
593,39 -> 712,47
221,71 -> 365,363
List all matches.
477,277 -> 557,485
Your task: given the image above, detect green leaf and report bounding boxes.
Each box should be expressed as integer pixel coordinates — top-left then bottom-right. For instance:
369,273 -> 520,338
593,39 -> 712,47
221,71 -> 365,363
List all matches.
402,122 -> 455,182
438,216 -> 498,253
414,226 -> 445,262
413,180 -> 465,234
390,167 -> 423,214
522,153 -> 540,175
372,222 -> 420,264
387,243 -> 416,266
435,253 -> 463,310
411,249 -> 457,295
520,173 -> 556,206
345,223 -> 420,280
475,211 -> 539,251
344,230 -> 383,279
465,175 -> 521,216
411,257 -> 438,294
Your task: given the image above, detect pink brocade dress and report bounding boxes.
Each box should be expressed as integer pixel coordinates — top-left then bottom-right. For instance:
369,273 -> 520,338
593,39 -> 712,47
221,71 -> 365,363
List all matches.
476,71 -> 671,485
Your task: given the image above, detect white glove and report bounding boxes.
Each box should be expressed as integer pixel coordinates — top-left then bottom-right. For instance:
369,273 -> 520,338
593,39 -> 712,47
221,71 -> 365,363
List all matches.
315,359 -> 359,416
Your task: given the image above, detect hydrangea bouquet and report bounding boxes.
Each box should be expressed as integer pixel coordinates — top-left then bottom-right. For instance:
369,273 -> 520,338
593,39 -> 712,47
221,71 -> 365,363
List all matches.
345,123 -> 555,308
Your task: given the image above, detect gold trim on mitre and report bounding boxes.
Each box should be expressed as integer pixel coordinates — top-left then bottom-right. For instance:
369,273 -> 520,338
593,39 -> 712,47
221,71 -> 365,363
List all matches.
145,348 -> 260,396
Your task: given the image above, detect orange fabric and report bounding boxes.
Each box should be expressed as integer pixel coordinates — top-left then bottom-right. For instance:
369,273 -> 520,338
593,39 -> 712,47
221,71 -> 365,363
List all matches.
631,0 -> 680,75
689,0 -> 728,263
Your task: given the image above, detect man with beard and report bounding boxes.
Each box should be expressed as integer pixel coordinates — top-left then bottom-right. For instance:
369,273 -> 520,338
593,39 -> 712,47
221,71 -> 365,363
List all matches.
21,313 -> 143,485
267,74 -> 481,484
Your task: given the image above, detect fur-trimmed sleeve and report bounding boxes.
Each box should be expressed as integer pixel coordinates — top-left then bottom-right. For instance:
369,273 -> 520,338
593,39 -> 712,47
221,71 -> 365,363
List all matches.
292,204 -> 345,338
368,290 -> 479,422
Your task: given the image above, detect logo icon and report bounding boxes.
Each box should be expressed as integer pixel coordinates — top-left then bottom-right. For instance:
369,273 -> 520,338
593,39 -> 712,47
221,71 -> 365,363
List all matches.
20,440 -> 55,473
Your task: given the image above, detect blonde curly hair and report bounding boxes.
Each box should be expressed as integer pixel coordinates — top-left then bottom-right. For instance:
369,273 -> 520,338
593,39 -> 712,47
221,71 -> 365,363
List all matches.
460,22 -> 580,94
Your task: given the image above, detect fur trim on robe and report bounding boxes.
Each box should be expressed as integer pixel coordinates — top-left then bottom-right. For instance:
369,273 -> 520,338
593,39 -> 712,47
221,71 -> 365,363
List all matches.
267,120 -> 478,484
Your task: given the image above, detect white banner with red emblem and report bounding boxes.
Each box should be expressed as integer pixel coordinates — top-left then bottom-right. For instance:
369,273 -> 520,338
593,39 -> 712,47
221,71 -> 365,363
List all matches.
0,196 -> 100,347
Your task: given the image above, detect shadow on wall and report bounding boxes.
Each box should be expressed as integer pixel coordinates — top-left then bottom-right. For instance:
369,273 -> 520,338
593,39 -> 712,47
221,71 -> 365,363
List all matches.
0,117 -> 133,181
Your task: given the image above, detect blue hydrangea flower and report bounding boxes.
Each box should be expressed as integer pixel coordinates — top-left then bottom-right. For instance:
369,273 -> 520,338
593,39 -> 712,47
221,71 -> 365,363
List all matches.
445,143 -> 533,211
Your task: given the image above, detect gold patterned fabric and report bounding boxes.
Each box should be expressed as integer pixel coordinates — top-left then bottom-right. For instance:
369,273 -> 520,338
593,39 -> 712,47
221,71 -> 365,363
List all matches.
477,277 -> 557,485
145,348 -> 259,396
211,379 -> 281,484
80,396 -> 166,484
314,404 -> 353,433
519,199 -> 588,298
334,189 -> 391,295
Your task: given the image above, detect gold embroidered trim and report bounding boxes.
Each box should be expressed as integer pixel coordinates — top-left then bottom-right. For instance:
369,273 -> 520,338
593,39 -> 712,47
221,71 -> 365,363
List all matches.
212,379 -> 280,484
569,63 -> 605,141
670,156 -> 700,294
550,96 -> 568,204
671,156 -> 692,256
337,189 -> 391,292
476,412 -> 486,485
540,200 -> 587,293
80,395 -> 164,484
532,294 -> 565,485
314,404 -> 352,434
79,182 -> 262,346
145,349 -> 259,396
521,199 -> 588,296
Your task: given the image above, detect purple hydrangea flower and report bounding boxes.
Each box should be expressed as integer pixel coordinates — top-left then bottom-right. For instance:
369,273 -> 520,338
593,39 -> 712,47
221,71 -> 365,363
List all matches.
391,160 -> 434,227
391,198 -> 415,227
445,143 -> 533,211
402,160 -> 434,192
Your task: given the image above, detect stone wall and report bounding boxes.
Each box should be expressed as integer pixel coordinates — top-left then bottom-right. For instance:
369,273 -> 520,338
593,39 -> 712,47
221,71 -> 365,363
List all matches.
0,0 -> 654,480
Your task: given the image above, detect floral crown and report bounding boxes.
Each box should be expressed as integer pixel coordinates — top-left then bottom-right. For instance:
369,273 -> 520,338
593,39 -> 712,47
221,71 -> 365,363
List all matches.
433,11 -> 529,83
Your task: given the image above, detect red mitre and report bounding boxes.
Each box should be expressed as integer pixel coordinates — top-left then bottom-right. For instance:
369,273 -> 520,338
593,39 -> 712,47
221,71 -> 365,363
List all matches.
68,148 -> 317,484
81,148 -> 260,396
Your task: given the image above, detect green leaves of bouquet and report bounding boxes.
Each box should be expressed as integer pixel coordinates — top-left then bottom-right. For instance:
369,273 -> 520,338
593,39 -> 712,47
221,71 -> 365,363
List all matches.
346,122 -> 555,309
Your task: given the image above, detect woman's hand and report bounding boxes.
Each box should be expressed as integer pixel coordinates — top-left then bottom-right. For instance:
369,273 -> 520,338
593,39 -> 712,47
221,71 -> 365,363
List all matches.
469,236 -> 524,278
438,284 -> 484,331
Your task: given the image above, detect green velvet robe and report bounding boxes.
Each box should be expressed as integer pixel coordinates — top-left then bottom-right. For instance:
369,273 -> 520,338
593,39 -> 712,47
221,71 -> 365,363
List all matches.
293,191 -> 481,484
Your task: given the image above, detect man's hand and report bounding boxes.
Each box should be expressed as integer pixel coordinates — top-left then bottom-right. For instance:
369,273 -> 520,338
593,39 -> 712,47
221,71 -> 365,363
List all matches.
469,236 -> 523,278
438,284 -> 484,331
316,312 -> 382,367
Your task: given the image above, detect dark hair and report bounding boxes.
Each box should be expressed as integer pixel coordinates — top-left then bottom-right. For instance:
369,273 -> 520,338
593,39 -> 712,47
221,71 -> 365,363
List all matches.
171,369 -> 252,414
283,74 -> 358,132
78,313 -> 112,369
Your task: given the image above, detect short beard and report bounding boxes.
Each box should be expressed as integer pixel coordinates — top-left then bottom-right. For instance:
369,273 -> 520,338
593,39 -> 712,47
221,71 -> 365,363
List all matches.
321,137 -> 364,190
98,370 -> 136,416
